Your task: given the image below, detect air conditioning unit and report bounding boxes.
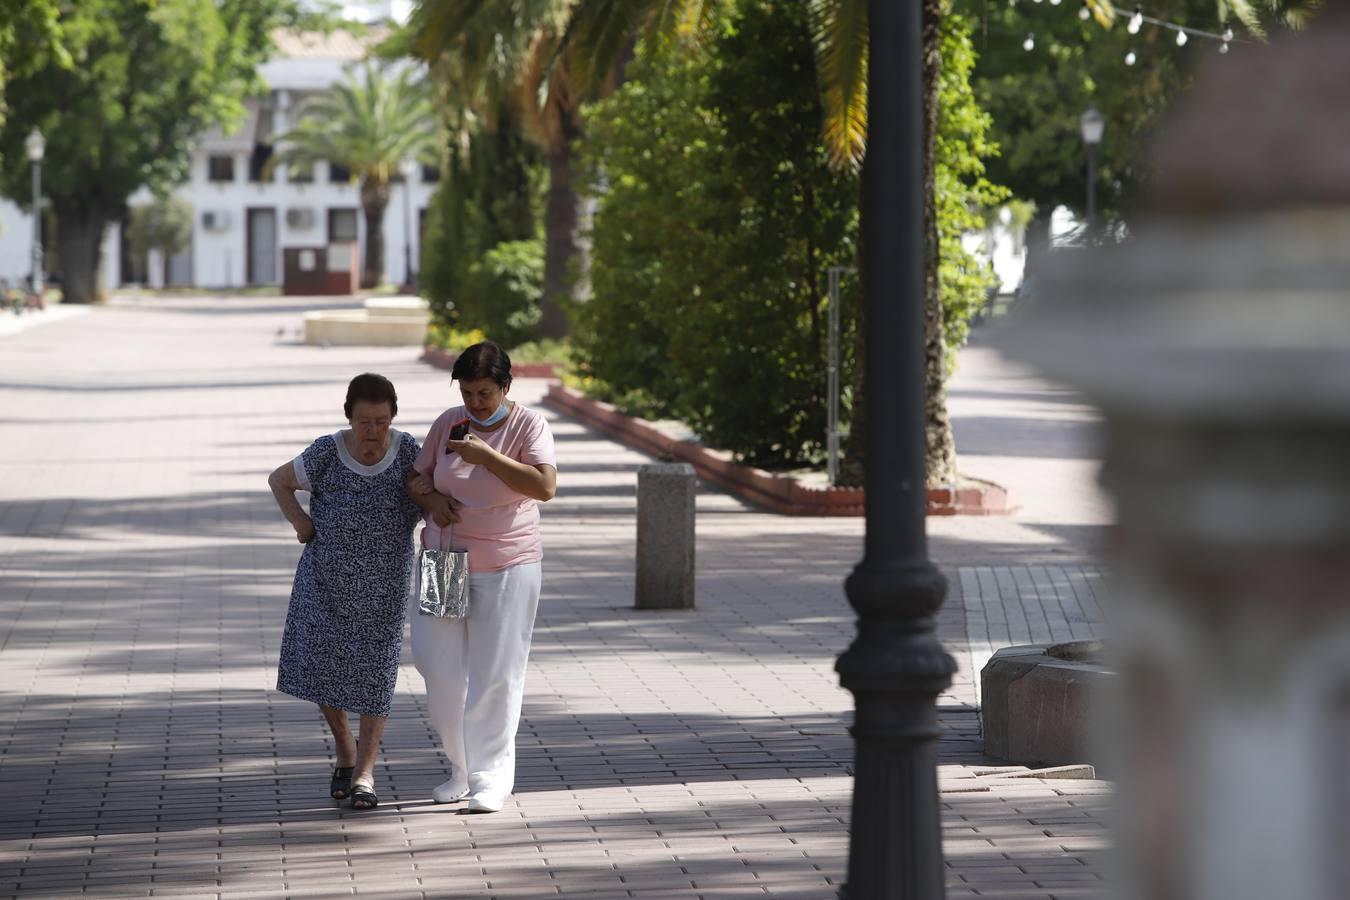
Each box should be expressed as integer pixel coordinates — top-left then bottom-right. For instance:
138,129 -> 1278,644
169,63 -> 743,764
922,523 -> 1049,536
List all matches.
202,209 -> 231,232
286,207 -> 316,230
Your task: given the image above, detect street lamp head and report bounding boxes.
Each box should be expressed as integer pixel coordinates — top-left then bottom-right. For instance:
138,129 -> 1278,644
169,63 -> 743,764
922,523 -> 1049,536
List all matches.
25,128 -> 45,162
1080,105 -> 1105,145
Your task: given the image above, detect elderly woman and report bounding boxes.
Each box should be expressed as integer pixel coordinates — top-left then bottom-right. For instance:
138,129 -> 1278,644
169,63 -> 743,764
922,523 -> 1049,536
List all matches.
267,373 -> 422,810
407,341 -> 557,813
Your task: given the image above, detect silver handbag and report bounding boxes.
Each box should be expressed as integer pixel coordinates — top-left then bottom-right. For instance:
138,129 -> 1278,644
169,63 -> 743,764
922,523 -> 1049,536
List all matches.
417,525 -> 470,618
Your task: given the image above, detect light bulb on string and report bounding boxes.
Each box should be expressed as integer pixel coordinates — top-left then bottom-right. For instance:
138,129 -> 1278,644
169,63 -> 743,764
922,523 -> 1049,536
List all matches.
1079,4 -> 1091,18
1050,0 -> 1062,6
1175,29 -> 1188,46
1128,8 -> 1142,33
1125,49 -> 1137,65
1219,41 -> 1230,53
1023,32 -> 1036,50
1222,28 -> 1233,41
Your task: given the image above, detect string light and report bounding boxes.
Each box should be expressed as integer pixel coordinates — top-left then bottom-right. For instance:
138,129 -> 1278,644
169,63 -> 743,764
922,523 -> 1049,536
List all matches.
1013,2 -> 1244,61
1126,9 -> 1240,51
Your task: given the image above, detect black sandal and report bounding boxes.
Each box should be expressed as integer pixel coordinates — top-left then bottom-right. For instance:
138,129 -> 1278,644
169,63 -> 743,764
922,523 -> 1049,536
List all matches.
350,783 -> 378,810
330,766 -> 355,800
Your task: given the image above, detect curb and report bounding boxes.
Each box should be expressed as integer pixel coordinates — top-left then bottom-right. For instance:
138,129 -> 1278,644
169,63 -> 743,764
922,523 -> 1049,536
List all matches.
421,346 -> 562,379
541,382 -> 1014,518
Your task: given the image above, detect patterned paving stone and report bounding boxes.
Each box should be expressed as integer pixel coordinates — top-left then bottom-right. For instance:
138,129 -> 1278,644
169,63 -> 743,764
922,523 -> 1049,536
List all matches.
0,297 -> 1111,899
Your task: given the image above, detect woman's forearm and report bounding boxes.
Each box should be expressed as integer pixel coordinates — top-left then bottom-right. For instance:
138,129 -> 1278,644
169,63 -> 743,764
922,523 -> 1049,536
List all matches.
482,451 -> 556,501
269,472 -> 310,530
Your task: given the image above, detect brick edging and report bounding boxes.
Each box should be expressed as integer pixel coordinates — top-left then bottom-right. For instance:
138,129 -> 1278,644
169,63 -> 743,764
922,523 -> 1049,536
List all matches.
421,346 -> 561,380
540,383 -> 1015,517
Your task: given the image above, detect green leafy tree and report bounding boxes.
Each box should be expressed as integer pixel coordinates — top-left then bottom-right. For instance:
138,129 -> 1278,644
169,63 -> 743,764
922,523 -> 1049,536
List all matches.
0,0 -> 65,164
580,1 -> 862,466
407,0 -> 602,339
271,62 -> 436,288
420,102 -> 543,332
965,0 -> 1315,269
0,0 -> 313,303
459,238 -> 545,348
126,195 -> 193,263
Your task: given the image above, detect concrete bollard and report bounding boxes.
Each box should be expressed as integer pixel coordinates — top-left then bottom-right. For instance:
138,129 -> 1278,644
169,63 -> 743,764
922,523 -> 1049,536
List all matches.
635,463 -> 696,610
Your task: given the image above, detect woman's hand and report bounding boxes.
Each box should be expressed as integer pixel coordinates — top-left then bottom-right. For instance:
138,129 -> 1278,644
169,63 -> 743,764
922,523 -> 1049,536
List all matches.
424,493 -> 460,528
446,433 -> 496,465
408,473 -> 435,496
295,514 -> 316,544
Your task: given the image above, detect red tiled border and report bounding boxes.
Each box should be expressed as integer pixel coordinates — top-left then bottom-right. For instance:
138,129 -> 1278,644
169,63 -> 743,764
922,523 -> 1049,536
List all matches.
540,382 -> 1015,518
421,346 -> 561,379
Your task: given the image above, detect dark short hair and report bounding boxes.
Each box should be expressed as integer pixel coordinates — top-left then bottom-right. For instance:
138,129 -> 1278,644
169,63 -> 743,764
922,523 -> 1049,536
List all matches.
451,341 -> 512,389
344,373 -> 398,419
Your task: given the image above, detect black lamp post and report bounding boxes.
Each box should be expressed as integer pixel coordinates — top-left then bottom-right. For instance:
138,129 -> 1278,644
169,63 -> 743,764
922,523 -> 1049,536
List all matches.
25,128 -> 44,296
835,1 -> 956,897
401,159 -> 417,290
1080,105 -> 1105,238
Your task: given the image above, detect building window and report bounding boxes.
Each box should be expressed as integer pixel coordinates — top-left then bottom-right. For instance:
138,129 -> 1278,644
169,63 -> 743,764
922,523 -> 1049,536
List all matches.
288,160 -> 314,184
421,164 -> 440,183
328,162 -> 352,183
328,208 -> 358,243
248,144 -> 274,183
208,155 -> 234,183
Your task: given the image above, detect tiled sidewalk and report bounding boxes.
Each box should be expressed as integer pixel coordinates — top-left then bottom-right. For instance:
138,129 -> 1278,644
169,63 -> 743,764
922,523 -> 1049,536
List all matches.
0,297 -> 1111,898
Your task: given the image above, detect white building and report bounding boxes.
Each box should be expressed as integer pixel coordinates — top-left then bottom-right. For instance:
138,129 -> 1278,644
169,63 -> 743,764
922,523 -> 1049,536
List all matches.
0,26 -> 436,294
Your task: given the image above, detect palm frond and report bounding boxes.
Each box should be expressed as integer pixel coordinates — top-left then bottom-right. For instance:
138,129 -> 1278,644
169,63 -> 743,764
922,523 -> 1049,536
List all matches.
811,0 -> 868,172
270,61 -> 437,183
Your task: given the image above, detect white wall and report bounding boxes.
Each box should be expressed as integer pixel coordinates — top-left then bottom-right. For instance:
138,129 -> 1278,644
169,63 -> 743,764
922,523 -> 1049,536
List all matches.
0,200 -> 32,286
0,199 -> 119,295
164,150 -> 433,289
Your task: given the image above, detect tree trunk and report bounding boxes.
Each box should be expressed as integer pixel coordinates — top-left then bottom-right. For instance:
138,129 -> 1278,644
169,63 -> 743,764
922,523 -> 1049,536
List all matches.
840,248 -> 867,487
840,1 -> 956,490
360,178 -> 391,289
540,127 -> 582,340
921,0 -> 958,488
52,197 -> 110,304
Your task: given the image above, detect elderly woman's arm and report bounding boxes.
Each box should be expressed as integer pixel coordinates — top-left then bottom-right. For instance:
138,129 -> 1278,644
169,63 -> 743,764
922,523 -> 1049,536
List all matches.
268,462 -> 315,543
405,471 -> 460,526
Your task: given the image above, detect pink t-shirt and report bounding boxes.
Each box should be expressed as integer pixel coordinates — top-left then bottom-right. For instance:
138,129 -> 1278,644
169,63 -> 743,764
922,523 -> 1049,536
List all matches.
413,404 -> 557,573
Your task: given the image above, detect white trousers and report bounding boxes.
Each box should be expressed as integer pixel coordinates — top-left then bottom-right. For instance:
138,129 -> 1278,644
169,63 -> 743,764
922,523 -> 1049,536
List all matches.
410,561 -> 541,799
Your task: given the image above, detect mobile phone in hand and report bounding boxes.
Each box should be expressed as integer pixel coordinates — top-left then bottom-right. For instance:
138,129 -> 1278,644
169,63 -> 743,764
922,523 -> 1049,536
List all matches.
448,419 -> 470,442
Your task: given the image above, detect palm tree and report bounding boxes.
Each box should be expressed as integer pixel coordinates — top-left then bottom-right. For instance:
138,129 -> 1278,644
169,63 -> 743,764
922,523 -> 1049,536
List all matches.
271,62 -> 436,288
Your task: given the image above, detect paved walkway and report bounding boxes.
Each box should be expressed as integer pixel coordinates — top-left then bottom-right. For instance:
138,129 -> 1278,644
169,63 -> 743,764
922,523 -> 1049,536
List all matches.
0,297 -> 1110,898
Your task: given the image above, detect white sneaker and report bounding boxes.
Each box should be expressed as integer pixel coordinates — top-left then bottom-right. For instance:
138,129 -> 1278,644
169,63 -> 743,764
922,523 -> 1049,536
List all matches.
465,792 -> 505,813
432,779 -> 469,804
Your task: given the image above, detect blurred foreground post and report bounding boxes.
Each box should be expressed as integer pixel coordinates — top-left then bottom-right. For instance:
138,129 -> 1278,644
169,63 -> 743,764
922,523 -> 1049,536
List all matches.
835,0 -> 956,897
1009,12 -> 1350,899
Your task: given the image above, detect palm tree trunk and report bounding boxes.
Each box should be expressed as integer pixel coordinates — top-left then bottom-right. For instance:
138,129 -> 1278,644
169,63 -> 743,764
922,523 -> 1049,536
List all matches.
841,0 -> 956,490
540,127 -> 582,340
52,196 -> 110,304
360,178 -> 391,289
922,0 -> 958,487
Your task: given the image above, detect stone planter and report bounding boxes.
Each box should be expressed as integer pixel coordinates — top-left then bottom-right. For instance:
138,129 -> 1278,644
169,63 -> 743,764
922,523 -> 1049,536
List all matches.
980,640 -> 1112,772
302,295 -> 429,346
542,382 -> 1013,517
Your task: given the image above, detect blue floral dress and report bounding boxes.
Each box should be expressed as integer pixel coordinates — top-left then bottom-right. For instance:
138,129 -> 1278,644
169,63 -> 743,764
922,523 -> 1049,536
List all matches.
276,430 -> 421,717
